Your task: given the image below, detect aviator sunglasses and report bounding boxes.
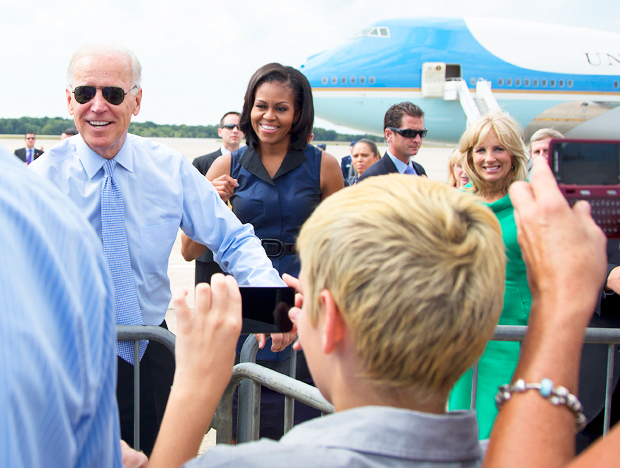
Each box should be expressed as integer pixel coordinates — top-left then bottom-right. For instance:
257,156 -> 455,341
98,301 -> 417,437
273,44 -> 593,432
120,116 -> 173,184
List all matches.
387,127 -> 428,139
220,124 -> 240,130
71,85 -> 137,106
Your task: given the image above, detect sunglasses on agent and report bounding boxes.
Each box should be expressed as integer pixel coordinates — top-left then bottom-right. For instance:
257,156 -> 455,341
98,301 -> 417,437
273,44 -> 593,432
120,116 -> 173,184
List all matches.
386,127 -> 428,139
71,85 -> 138,106
220,124 -> 240,131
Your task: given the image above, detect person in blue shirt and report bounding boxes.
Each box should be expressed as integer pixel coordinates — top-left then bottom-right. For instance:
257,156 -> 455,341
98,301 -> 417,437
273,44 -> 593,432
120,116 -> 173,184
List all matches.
29,43 -> 283,455
0,145 -> 123,467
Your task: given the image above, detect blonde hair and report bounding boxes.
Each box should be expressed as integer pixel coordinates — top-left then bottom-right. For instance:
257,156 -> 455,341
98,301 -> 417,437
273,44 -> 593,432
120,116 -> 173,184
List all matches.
297,174 -> 506,401
459,111 -> 528,197
447,149 -> 463,188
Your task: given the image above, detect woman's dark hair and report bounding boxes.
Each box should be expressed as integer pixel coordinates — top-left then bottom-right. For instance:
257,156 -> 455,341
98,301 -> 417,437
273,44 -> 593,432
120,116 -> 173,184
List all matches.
240,63 -> 314,151
353,139 -> 380,157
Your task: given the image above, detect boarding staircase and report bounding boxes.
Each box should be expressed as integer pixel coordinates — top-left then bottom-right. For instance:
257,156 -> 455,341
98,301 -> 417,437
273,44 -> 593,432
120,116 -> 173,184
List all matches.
444,78 -> 501,127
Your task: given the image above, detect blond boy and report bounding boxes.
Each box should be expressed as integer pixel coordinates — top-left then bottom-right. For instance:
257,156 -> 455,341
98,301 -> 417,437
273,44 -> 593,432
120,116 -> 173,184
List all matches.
150,174 -> 507,468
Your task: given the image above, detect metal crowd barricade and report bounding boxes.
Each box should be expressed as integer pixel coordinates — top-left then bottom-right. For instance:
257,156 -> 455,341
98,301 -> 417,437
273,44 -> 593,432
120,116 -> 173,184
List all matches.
116,325 -> 176,452
214,335 -> 334,444
116,325 -> 620,448
469,325 -> 620,436
214,363 -> 334,444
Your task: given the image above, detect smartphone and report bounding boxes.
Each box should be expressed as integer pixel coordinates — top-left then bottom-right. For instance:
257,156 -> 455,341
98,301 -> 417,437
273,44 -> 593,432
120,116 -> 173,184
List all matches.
550,139 -> 620,238
239,286 -> 295,334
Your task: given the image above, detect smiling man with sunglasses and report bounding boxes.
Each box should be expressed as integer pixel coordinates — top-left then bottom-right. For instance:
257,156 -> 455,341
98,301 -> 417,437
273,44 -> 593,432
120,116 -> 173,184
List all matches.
29,43 -> 283,456
357,102 -> 428,183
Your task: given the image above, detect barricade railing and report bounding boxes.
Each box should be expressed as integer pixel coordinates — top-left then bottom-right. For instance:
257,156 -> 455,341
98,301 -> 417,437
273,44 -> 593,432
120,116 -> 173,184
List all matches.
116,325 -> 176,452
117,325 -> 620,448
214,326 -> 620,444
469,325 -> 620,436
214,361 -> 335,444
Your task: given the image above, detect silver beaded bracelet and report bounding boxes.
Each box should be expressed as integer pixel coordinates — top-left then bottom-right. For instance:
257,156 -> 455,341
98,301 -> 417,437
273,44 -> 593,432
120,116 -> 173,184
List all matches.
495,378 -> 587,432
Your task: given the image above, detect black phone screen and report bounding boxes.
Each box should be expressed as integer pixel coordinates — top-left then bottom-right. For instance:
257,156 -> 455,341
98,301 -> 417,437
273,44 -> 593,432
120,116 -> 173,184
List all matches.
552,141 -> 620,185
239,286 -> 295,334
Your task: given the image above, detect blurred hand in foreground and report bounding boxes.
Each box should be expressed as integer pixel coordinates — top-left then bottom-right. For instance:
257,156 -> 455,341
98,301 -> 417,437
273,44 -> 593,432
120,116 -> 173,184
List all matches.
173,274 -> 242,393
509,157 -> 606,328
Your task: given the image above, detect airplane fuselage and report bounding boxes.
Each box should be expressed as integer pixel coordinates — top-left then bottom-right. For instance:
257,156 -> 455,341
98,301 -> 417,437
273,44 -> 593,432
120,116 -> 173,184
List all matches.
300,18 -> 620,143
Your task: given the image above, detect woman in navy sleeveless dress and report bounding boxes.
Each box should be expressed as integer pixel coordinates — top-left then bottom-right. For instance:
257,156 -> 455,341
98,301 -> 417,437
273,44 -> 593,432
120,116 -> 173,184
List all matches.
183,63 -> 343,439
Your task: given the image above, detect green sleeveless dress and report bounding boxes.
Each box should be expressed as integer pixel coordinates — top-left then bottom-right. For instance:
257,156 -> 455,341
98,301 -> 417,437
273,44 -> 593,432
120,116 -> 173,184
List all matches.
448,193 -> 531,439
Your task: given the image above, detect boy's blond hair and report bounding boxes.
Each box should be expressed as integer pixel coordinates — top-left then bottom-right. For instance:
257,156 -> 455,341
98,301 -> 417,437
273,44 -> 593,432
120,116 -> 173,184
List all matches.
297,174 -> 506,402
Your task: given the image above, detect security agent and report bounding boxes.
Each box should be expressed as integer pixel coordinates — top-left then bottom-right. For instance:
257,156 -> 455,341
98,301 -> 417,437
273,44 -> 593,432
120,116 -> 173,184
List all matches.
357,102 -> 427,182
14,132 -> 43,164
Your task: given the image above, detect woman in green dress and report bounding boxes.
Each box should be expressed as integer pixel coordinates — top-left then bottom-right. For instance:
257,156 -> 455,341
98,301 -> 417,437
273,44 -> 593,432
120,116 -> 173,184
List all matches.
448,111 -> 530,439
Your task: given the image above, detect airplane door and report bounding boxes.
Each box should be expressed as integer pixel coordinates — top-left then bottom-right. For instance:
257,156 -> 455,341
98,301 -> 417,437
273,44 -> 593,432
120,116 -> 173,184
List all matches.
422,62 -> 446,97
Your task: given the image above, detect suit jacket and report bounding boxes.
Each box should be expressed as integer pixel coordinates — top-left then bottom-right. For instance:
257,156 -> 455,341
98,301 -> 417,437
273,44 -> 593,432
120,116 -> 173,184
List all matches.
357,152 -> 426,183
191,148 -> 224,264
14,147 -> 43,164
192,148 -> 222,176
578,238 -> 620,423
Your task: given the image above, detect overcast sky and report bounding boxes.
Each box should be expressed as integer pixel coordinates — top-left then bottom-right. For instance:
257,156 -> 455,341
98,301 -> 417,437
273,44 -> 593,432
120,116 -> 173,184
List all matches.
1,0 -> 618,132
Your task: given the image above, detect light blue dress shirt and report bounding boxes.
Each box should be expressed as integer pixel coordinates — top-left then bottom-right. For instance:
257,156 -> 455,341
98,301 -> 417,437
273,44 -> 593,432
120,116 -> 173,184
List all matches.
30,134 -> 283,325
0,147 -> 122,467
386,150 -> 418,175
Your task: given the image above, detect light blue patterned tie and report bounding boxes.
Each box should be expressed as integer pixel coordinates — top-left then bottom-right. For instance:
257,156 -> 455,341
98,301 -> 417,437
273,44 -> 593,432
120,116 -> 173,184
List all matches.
101,159 -> 147,364
404,165 -> 416,175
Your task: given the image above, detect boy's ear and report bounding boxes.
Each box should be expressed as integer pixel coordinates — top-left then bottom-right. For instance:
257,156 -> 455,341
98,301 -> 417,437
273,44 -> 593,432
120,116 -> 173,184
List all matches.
319,289 -> 347,354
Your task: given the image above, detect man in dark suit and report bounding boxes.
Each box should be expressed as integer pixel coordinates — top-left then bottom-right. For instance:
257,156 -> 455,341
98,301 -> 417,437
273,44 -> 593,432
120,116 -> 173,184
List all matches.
358,102 -> 427,182
191,111 -> 243,285
576,238 -> 620,452
14,132 -> 43,165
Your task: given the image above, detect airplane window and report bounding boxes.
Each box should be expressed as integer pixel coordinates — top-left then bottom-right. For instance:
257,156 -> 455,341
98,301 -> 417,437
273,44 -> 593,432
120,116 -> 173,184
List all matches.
550,79 -> 556,87
568,80 -> 573,87
542,79 -> 548,87
321,77 -> 328,85
353,28 -> 372,38
331,76 -> 338,85
341,76 -> 347,84
497,78 -> 504,86
352,27 -> 390,38
369,76 -> 376,84
533,79 -> 539,86
515,78 -> 521,86
360,76 -> 366,84
524,79 -> 530,86
350,76 -> 356,84
615,81 -> 619,89
559,80 -> 565,87
506,78 -> 513,86
470,77 -> 476,86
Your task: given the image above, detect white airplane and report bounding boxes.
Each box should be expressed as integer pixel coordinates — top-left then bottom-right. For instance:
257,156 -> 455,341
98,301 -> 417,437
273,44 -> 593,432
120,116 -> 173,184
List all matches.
300,17 -> 620,143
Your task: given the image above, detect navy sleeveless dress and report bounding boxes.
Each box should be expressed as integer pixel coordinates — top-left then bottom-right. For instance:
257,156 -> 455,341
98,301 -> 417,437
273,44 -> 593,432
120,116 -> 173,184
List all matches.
229,143 -> 323,439
230,143 -> 322,276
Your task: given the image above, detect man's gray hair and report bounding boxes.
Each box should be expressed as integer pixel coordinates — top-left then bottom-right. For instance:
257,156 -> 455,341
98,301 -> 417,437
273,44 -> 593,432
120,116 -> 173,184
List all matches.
66,43 -> 142,93
529,128 -> 564,146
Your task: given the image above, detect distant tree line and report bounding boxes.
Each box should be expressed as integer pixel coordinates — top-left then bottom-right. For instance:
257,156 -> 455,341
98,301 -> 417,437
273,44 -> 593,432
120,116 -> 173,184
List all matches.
0,117 -> 382,142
